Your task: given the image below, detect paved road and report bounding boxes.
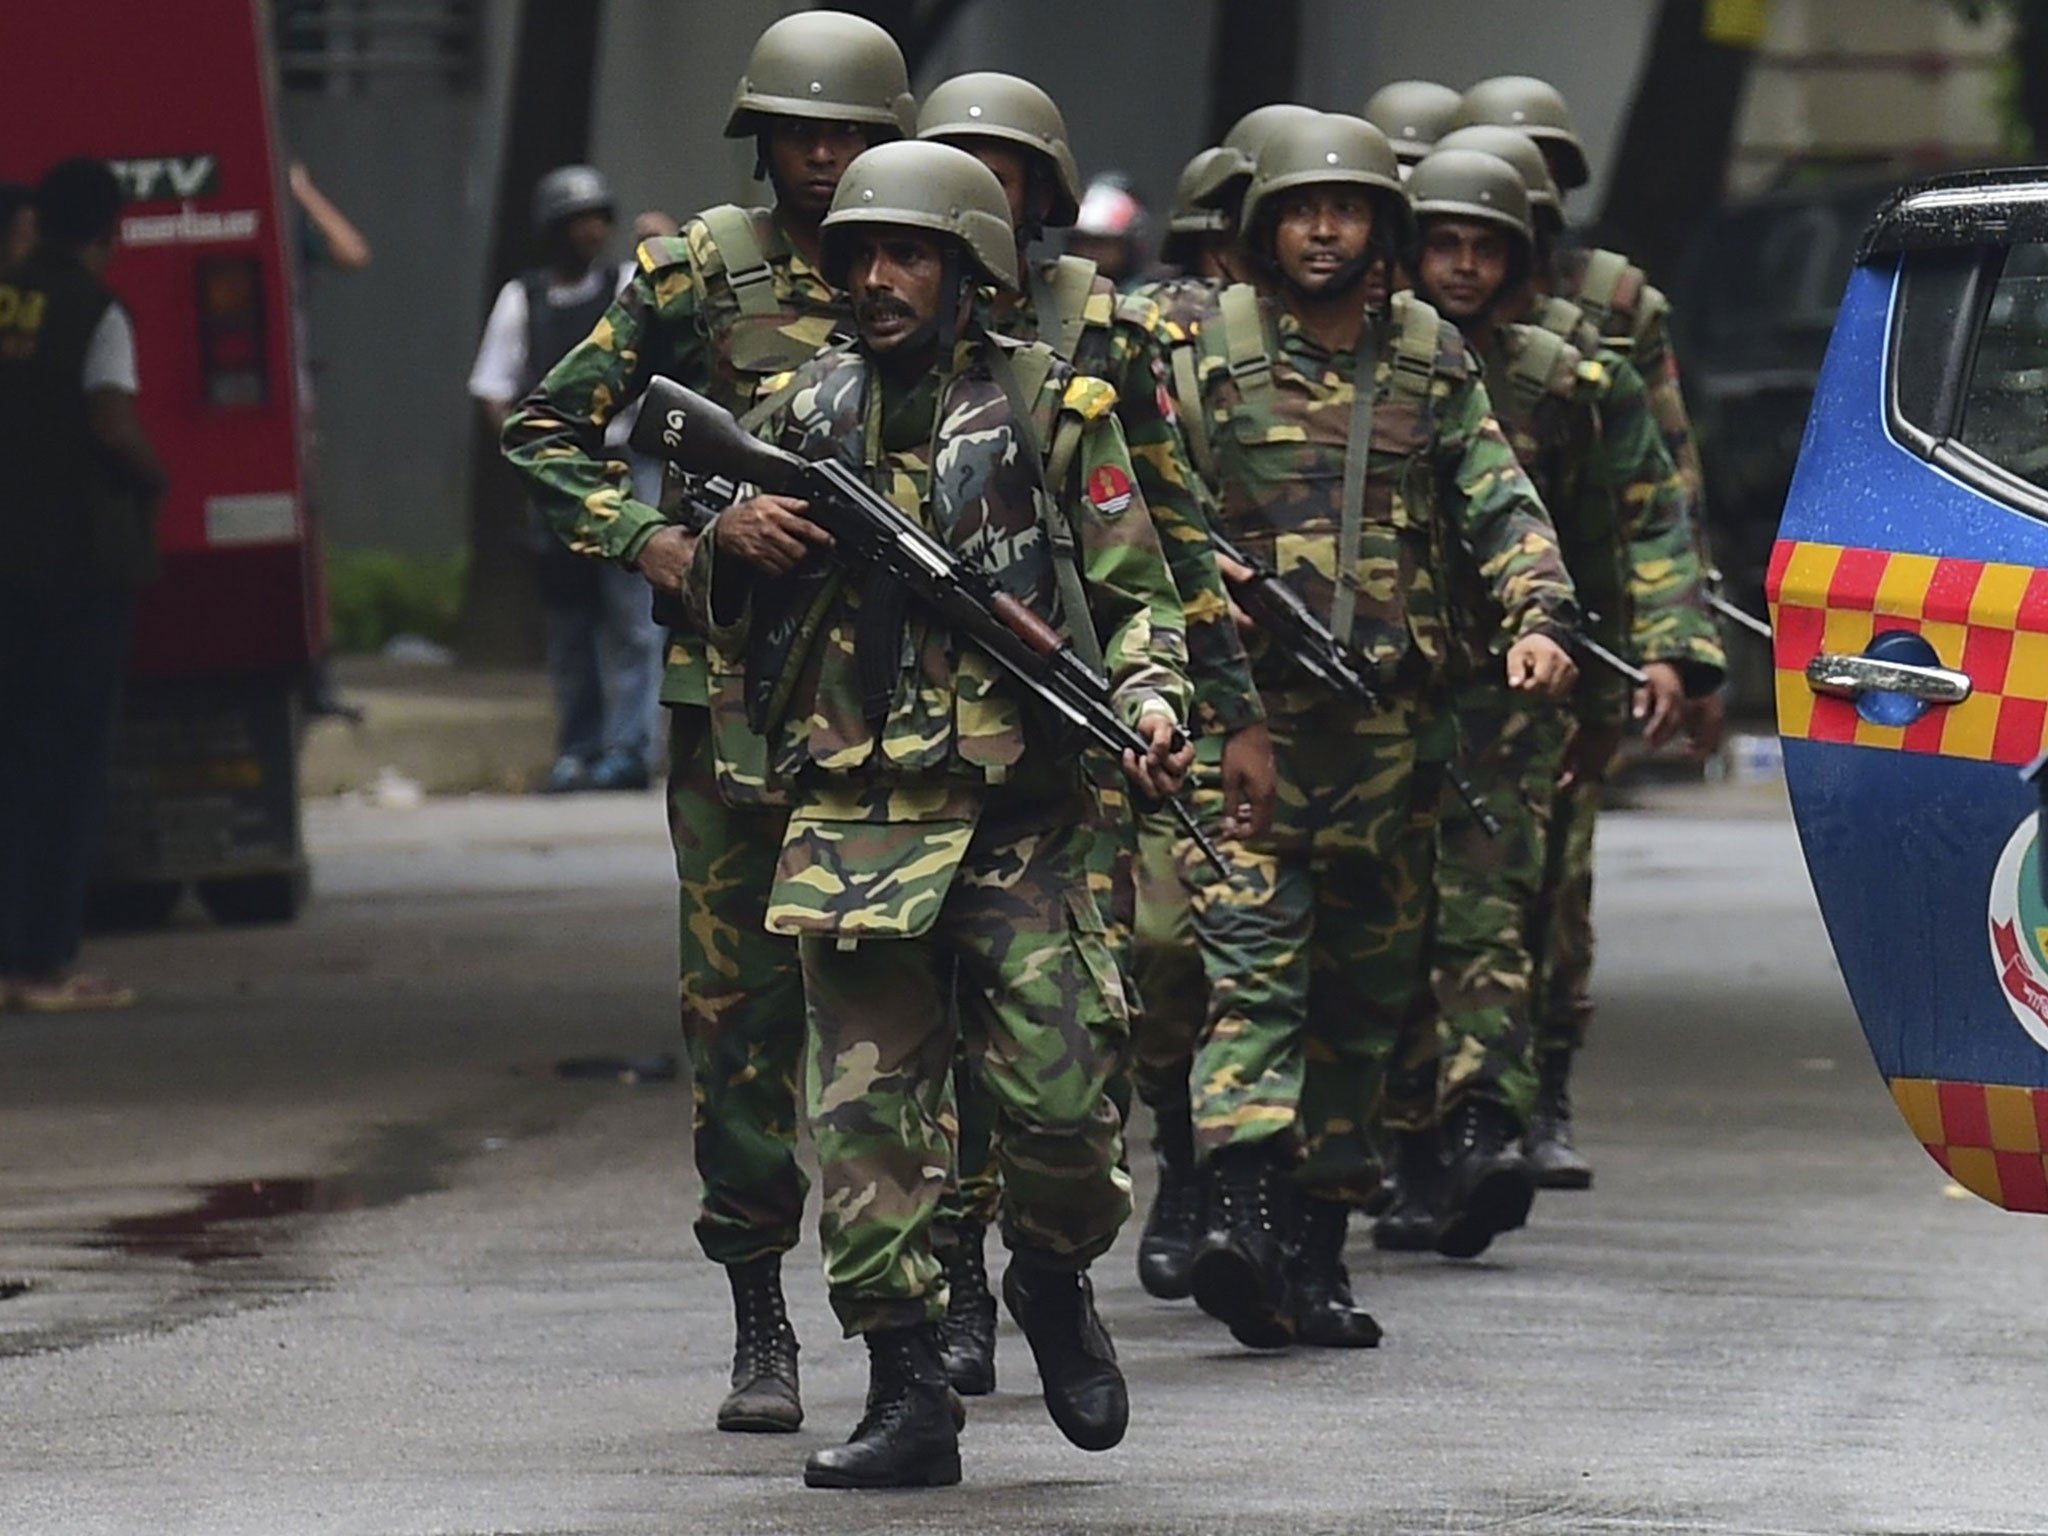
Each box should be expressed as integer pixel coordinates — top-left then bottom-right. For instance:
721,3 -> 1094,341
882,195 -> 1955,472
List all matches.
3,785 -> 2044,1536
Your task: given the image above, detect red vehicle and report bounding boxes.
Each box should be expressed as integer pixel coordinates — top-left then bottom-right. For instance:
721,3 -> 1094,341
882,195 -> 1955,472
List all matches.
1,2 -> 321,923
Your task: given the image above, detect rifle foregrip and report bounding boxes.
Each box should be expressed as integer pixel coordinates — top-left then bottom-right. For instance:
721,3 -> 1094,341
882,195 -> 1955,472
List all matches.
991,592 -> 1064,657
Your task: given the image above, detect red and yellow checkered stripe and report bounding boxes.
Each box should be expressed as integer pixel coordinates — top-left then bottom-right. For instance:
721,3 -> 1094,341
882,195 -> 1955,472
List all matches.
1892,1077 -> 2048,1212
1769,538 -> 2048,764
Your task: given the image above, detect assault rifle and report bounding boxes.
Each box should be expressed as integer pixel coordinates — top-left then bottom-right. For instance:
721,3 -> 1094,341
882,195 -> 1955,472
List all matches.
1207,529 -> 1503,838
630,376 -> 1228,876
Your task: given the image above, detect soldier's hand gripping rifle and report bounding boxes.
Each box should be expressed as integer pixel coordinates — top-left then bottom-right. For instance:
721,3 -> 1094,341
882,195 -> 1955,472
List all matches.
1207,528 -> 1503,839
631,376 -> 1228,877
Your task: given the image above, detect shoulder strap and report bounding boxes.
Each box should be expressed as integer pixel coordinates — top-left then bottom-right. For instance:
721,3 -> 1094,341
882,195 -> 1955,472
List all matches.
1168,338 -> 1214,482
1531,294 -> 1586,344
1503,323 -> 1572,415
1029,254 -> 1099,364
1332,320 -> 1381,648
698,204 -> 779,319
1387,291 -> 1441,403
1217,282 -> 1274,401
1576,248 -> 1632,336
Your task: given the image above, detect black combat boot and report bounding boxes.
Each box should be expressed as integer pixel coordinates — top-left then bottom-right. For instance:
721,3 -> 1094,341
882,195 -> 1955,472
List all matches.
1002,1253 -> 1129,1451
716,1255 -> 802,1433
1527,1051 -> 1593,1190
935,1221 -> 997,1396
1434,1097 -> 1537,1260
803,1324 -> 962,1489
1188,1143 -> 1295,1349
1370,1127 -> 1444,1252
1136,1099 -> 1204,1300
1290,1196 -> 1383,1348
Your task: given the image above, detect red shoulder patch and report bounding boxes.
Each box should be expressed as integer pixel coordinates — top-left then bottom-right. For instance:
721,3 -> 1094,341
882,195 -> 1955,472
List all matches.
1087,463 -> 1134,514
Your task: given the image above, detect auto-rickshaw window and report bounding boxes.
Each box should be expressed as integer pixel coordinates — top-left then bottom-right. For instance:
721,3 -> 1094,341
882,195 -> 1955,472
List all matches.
1954,241 -> 2048,491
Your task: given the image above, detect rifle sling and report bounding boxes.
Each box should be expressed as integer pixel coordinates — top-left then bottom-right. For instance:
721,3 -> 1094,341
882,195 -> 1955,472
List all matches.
1332,321 -> 1380,649
984,343 -> 1106,677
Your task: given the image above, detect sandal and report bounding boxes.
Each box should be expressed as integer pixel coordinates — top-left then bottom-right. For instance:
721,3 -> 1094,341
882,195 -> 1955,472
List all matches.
16,974 -> 137,1012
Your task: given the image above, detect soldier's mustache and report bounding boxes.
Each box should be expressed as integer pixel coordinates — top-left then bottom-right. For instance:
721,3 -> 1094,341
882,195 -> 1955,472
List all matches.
856,295 -> 916,326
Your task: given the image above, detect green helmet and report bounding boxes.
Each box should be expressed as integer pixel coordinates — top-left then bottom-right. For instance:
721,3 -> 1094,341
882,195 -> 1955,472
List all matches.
1170,147 -> 1250,233
1360,80 -> 1462,168
820,140 -> 1020,292
917,71 -> 1082,228
1406,148 -> 1533,250
1240,112 -> 1412,254
724,11 -> 914,141
1434,124 -> 1564,234
1452,75 -> 1589,191
1221,102 -> 1321,162
1161,146 -> 1248,266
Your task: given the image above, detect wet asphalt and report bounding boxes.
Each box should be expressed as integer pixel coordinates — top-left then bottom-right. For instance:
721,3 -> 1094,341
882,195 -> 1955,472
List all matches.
3,784 -> 2045,1536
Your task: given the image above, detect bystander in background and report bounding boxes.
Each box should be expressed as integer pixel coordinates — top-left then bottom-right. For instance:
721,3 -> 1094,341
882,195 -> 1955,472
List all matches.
0,159 -> 168,1011
469,165 -> 665,794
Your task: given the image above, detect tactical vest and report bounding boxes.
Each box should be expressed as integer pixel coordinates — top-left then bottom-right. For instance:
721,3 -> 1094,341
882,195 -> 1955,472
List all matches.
650,206 -> 850,712
686,204 -> 845,414
515,265 -> 615,400
718,335 -> 1104,801
1197,285 -> 1460,683
0,250 -> 146,585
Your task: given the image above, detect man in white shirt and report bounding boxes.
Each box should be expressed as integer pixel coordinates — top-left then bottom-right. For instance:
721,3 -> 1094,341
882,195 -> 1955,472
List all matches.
469,165 -> 665,793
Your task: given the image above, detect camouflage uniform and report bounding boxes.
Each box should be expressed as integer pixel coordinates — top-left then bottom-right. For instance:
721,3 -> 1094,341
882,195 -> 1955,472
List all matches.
693,337 -> 1190,1335
935,261 -> 1261,1238
503,209 -> 842,1267
1124,274 -> 1231,1121
1540,246 -> 1715,1064
1432,306 -> 1720,1122
1185,285 -> 1577,1201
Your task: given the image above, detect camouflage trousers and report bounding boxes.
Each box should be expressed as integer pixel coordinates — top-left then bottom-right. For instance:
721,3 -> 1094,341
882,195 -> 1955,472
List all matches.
1182,691 -> 1447,1205
666,706 -> 808,1267
1130,806 -> 1206,1115
937,781 -> 1137,1238
1429,680 -> 1571,1124
1532,773 -> 1600,1059
804,807 -> 1133,1336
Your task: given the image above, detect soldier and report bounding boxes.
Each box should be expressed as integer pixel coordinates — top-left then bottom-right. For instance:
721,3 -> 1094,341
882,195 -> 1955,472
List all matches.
913,70 -> 1275,1370
688,140 -> 1192,1488
501,10 -> 912,1435
1177,113 -> 1579,1349
1119,101 -> 1318,1304
1453,76 -> 1728,1185
1360,80 -> 1463,173
1381,147 -> 1723,1257
1159,147 -> 1257,283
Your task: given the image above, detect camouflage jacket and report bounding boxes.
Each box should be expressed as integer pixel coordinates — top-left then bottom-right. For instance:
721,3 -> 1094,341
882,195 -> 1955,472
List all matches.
1191,285 -> 1577,715
992,258 -> 1263,736
1472,313 -> 1724,722
692,331 -> 1191,939
501,205 -> 846,704
1548,243 -> 1704,508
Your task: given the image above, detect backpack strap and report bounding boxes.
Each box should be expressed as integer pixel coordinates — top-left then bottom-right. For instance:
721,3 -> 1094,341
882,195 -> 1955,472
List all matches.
698,203 -> 779,319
